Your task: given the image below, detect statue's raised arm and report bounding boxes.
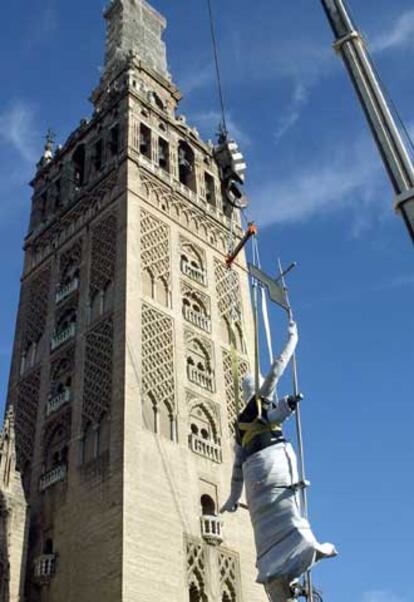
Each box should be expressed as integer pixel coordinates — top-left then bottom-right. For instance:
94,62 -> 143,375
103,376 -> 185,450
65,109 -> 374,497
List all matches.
259,320 -> 298,400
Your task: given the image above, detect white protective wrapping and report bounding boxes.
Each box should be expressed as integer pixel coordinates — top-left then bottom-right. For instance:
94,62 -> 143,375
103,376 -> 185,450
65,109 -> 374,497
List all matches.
243,441 -> 336,584
222,321 -> 337,587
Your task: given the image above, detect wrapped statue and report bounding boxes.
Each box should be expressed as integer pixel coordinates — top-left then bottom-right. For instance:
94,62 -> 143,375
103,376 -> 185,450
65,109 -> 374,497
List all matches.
221,320 -> 337,601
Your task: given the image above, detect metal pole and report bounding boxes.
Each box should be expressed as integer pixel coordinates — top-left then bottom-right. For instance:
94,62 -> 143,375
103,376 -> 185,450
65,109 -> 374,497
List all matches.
277,259 -> 313,602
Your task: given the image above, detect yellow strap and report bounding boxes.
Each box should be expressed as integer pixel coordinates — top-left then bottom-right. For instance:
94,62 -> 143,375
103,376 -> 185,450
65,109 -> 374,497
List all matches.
239,419 -> 282,448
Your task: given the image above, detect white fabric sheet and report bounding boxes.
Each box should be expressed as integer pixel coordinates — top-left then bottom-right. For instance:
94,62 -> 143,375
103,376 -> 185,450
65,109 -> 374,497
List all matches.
243,442 -> 336,584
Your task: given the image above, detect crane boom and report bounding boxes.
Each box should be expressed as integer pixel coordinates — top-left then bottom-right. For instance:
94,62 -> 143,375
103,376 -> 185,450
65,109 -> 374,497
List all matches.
320,0 -> 414,237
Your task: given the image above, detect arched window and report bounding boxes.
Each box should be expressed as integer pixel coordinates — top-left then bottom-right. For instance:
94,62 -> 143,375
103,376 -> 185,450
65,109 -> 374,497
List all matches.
43,538 -> 54,555
204,172 -> 216,207
143,268 -> 154,299
178,141 -> 196,192
158,137 -> 170,172
183,292 -> 211,332
56,308 -> 77,332
143,393 -> 157,434
158,401 -> 174,441
72,144 -> 86,187
187,339 -> 214,392
180,244 -> 206,285
45,425 -> 68,471
155,277 -> 169,308
140,124 -> 152,159
61,260 -> 79,287
201,494 -> 216,516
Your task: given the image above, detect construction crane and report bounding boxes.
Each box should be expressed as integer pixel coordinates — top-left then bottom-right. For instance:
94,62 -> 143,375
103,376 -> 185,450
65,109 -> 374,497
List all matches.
320,0 -> 414,244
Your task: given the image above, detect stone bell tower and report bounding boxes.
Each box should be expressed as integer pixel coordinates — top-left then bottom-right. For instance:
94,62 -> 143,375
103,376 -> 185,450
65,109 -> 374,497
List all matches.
2,1 -> 266,601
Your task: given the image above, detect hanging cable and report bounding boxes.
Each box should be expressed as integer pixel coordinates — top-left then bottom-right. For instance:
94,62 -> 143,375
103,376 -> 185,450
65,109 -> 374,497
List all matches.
206,0 -> 229,141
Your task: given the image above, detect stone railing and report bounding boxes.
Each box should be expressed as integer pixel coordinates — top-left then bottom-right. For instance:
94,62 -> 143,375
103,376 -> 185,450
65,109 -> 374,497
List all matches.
46,388 -> 70,416
200,515 -> 223,545
39,465 -> 67,492
187,366 -> 214,392
189,434 -> 222,463
183,306 -> 211,333
181,261 -> 207,286
34,554 -> 56,581
55,278 -> 79,304
51,323 -> 76,351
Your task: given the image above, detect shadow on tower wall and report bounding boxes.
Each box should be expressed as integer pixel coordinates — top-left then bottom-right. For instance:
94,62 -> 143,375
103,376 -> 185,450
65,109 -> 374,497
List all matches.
0,490 -> 10,602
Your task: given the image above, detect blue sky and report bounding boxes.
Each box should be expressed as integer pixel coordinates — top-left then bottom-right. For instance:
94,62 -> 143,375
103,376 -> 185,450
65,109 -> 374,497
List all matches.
1,1 -> 413,600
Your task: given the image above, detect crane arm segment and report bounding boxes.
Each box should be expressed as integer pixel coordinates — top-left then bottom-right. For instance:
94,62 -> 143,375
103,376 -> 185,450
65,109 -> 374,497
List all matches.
320,0 -> 414,195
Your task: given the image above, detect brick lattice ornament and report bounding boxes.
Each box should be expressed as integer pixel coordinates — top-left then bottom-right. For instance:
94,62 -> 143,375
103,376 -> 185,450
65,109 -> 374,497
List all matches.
223,351 -> 249,436
186,539 -> 207,595
90,213 -> 117,298
24,267 -> 51,346
140,210 -> 170,282
141,304 -> 175,412
15,370 -> 41,468
83,318 -> 114,423
214,260 -> 242,323
218,550 -> 240,602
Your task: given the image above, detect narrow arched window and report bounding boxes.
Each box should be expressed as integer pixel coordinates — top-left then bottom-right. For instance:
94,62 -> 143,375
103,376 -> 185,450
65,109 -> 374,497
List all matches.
72,144 -> 86,187
201,494 -> 216,516
178,141 -> 196,192
140,124 -> 152,159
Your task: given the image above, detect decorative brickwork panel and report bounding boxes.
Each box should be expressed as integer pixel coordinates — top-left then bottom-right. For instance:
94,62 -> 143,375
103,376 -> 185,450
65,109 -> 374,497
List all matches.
90,214 -> 117,298
214,261 -> 242,323
83,318 -> 114,423
186,539 -> 207,596
140,210 -> 170,282
24,267 -> 51,346
15,370 -> 41,468
223,351 -> 249,436
218,550 -> 240,602
59,239 -> 82,282
142,304 -> 175,412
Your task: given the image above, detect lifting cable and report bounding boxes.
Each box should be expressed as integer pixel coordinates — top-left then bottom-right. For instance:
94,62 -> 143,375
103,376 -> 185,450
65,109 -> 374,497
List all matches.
206,5 -> 316,598
206,0 -> 229,140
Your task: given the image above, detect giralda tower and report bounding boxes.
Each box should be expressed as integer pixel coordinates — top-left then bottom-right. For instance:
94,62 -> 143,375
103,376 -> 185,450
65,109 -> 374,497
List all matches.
0,2 -> 266,601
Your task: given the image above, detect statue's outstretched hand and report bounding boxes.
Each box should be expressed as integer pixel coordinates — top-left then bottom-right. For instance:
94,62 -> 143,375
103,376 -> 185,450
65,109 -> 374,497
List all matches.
220,498 -> 239,514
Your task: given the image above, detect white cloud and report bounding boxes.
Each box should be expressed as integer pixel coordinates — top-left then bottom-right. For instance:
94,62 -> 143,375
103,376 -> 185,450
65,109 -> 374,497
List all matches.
0,102 -> 39,164
251,132 -> 387,228
372,9 -> 414,53
275,83 -> 309,143
179,63 -> 215,95
362,591 -> 405,602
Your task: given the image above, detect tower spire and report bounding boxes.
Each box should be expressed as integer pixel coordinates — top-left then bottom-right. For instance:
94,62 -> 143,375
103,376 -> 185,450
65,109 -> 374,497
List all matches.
103,0 -> 170,81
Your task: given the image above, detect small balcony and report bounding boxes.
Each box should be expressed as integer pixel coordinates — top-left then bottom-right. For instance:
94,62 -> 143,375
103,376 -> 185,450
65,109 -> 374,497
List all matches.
183,306 -> 211,333
187,366 -> 214,393
55,278 -> 79,304
46,388 -> 70,417
181,261 -> 207,286
39,465 -> 67,492
189,433 -> 222,463
51,323 -> 76,351
34,554 -> 56,583
200,515 -> 223,545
